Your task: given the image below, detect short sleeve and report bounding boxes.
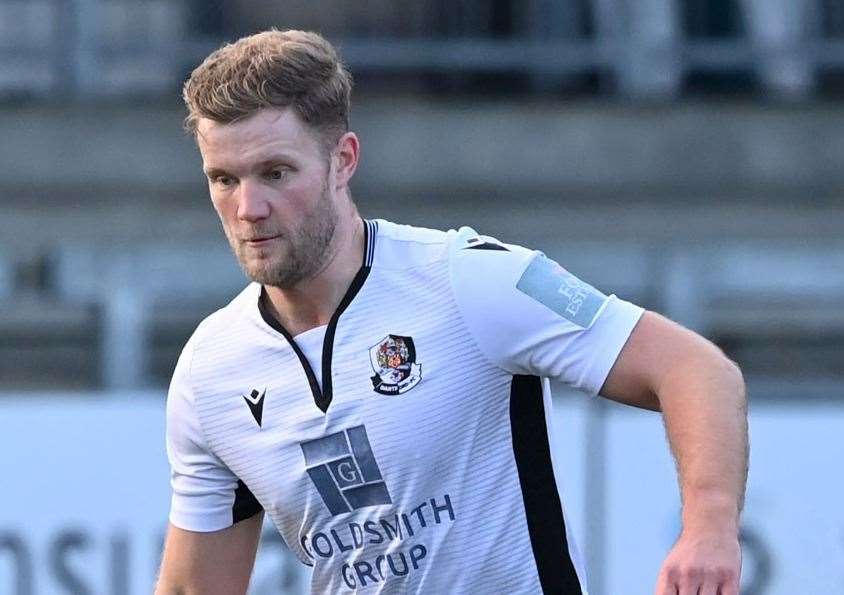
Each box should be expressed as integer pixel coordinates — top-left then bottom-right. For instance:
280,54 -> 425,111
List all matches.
166,339 -> 262,532
449,227 -> 644,395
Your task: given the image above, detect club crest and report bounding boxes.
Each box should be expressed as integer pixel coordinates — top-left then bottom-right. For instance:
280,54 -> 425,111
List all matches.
369,335 -> 422,395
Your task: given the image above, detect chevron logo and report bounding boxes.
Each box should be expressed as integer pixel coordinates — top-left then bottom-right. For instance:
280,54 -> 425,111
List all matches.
243,388 -> 266,427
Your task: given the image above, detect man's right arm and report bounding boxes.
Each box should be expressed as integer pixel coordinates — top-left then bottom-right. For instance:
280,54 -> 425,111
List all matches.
155,513 -> 264,595
161,333 -> 265,594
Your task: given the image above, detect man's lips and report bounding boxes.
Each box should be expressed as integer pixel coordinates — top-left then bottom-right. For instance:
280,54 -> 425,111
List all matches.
243,234 -> 281,245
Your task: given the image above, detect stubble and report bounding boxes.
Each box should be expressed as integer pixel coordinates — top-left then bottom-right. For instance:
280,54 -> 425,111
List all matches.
229,181 -> 339,289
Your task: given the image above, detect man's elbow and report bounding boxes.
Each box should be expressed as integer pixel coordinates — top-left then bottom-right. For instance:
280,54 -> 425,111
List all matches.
154,578 -> 186,595
655,340 -> 746,409
720,353 -> 746,407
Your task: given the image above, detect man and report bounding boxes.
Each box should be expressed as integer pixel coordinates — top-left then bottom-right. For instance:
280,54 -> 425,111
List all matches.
156,29 -> 747,595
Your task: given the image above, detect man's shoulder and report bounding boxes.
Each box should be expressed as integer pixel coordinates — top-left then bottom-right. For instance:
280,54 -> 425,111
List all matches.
374,219 -> 449,244
185,283 -> 261,353
442,224 -> 536,279
371,219 -> 450,268
373,218 -> 534,275
372,219 -> 516,267
168,283 -> 260,392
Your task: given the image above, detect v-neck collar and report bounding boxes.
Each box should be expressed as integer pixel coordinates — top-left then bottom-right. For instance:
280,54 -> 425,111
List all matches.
257,219 -> 377,413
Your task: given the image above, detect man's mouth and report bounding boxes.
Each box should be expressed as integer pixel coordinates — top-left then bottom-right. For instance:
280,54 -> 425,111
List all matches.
243,234 -> 281,246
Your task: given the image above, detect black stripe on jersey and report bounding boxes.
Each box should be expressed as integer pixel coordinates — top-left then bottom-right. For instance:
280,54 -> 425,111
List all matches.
258,218 -> 375,413
464,242 -> 509,251
365,220 -> 378,265
321,262 -> 371,409
232,479 -> 263,524
510,375 -> 583,594
258,295 -> 323,402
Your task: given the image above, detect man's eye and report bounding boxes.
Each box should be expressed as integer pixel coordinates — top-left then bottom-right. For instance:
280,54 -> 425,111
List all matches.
269,169 -> 285,180
213,176 -> 233,186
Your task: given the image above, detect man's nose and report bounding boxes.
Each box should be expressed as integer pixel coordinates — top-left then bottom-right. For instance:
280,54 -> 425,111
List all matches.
237,179 -> 271,222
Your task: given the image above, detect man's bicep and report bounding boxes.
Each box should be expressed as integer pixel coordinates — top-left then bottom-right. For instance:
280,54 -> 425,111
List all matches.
156,513 -> 264,595
599,310 -> 718,411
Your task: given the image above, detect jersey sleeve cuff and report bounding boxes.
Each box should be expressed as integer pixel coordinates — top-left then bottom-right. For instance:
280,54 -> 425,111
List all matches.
577,296 -> 645,396
168,502 -> 236,533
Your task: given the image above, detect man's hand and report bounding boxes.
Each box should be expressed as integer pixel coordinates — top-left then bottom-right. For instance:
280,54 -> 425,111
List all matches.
655,528 -> 741,595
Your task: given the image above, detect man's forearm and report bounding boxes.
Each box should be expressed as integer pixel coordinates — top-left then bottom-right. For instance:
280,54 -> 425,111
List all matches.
655,347 -> 748,532
599,311 -> 747,592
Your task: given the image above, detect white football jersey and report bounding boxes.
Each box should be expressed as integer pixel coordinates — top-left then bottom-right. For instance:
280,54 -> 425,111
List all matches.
166,219 -> 644,594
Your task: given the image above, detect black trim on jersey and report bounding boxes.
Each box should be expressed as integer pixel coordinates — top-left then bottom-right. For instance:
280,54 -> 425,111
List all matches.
257,298 -> 323,404
320,263 -> 370,409
510,375 -> 583,594
258,219 -> 376,413
232,479 -> 263,524
464,242 -> 509,251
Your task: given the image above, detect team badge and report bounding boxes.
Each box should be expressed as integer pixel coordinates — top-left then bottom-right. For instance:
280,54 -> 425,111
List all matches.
369,335 -> 422,395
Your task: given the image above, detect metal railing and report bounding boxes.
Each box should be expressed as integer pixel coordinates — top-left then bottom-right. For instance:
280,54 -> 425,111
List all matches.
0,0 -> 838,100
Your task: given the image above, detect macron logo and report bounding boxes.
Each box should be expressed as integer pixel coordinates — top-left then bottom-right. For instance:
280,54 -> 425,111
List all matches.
243,388 -> 266,427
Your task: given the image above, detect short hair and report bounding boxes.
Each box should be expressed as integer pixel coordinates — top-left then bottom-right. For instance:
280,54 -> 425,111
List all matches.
182,29 -> 352,151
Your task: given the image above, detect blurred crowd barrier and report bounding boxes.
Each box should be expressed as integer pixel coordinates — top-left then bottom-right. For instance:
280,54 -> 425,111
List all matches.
3,384 -> 841,595
15,239 -> 838,390
0,0 -> 842,99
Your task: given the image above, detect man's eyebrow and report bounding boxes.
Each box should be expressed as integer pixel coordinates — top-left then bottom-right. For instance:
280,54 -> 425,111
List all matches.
203,166 -> 227,177
203,156 -> 296,177
254,156 -> 296,168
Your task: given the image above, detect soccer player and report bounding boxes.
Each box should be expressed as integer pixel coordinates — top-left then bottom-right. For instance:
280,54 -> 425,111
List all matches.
155,30 -> 747,595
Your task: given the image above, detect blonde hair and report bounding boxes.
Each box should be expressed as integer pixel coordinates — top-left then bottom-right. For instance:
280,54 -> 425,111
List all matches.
182,29 -> 352,151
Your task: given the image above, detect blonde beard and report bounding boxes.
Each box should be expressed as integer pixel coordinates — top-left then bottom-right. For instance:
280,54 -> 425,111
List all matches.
229,184 -> 339,289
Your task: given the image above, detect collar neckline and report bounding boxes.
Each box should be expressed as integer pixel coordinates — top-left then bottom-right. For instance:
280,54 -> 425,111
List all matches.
255,218 -> 378,413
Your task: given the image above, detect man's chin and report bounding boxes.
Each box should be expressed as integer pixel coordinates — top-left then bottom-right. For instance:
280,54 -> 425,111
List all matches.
240,261 -> 299,289
239,257 -> 276,283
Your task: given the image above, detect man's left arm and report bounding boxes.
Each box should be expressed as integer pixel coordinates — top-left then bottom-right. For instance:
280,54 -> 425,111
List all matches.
600,310 -> 748,595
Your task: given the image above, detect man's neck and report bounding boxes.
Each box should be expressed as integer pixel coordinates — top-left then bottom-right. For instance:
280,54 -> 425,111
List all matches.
263,213 -> 365,338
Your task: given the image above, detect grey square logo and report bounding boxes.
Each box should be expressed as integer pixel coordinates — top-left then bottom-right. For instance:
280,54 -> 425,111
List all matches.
301,425 -> 391,516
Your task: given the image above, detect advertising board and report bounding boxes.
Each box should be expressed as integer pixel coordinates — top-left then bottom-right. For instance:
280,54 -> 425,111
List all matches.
1,390 -> 841,594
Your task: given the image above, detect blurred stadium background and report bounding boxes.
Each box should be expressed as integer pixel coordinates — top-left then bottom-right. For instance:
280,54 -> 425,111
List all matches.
1,1 -> 843,593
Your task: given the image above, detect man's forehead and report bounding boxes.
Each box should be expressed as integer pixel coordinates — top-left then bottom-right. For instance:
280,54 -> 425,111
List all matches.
198,109 -> 313,145
197,109 -> 320,166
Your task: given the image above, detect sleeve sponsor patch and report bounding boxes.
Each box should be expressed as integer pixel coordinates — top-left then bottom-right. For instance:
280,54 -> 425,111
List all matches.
516,254 -> 608,328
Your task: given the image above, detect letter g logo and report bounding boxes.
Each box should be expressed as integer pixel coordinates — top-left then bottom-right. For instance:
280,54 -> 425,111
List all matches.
337,462 -> 359,483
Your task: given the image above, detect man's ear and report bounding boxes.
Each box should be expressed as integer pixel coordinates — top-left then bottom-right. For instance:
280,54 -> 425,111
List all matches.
332,132 -> 359,190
